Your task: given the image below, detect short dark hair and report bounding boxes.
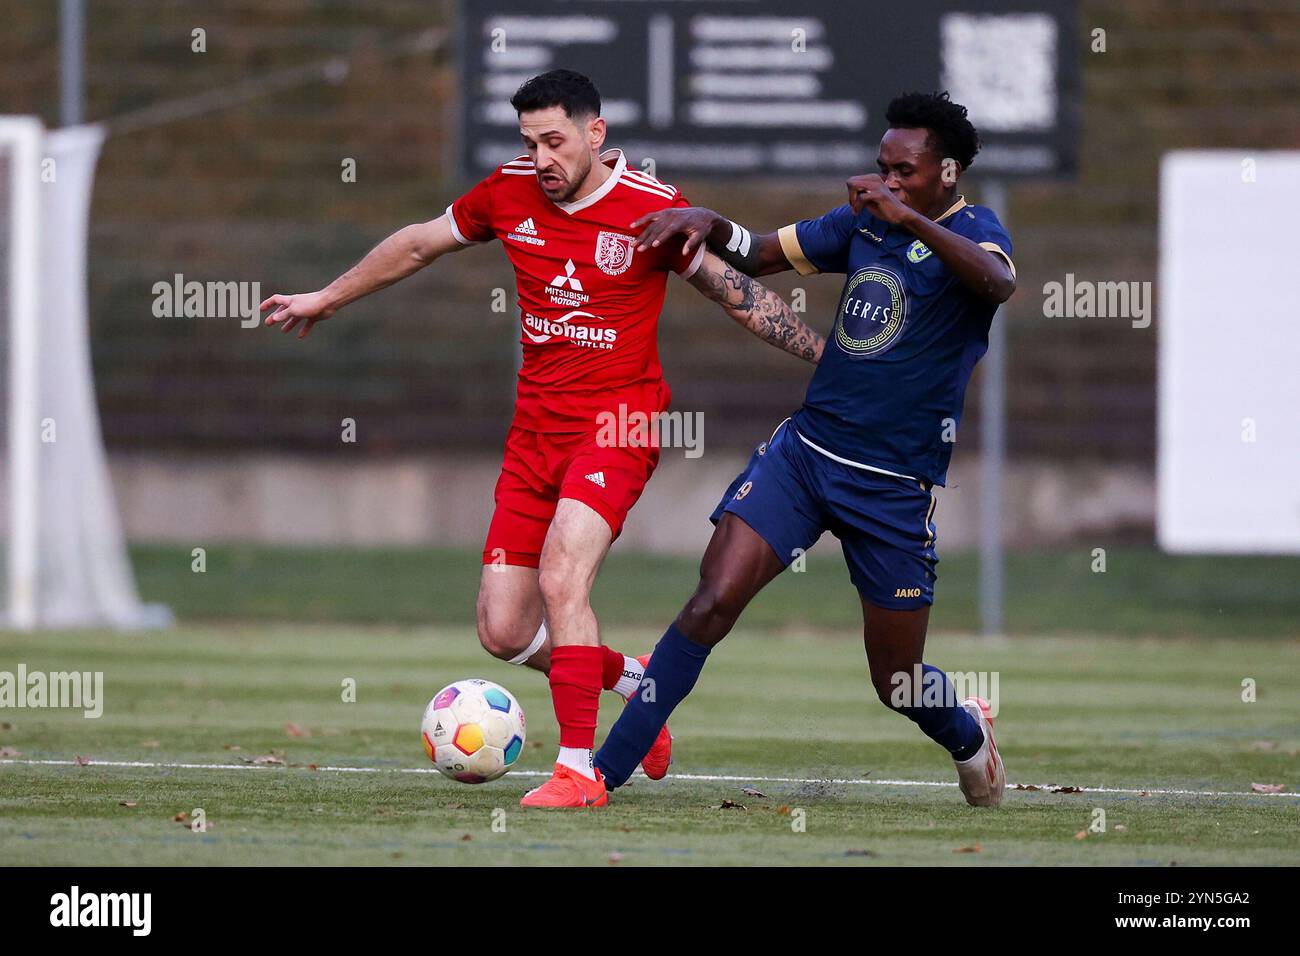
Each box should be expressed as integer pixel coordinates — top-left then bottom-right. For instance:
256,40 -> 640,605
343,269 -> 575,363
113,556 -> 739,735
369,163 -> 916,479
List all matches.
511,69 -> 601,119
885,91 -> 980,170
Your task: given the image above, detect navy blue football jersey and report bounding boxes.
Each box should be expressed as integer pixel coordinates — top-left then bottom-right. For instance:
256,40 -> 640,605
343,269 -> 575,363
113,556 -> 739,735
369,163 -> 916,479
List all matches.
779,197 -> 1014,486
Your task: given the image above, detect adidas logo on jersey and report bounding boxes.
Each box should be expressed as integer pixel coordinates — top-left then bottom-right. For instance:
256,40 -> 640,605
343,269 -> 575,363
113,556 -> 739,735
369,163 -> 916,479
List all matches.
585,471 -> 606,488
507,217 -> 545,246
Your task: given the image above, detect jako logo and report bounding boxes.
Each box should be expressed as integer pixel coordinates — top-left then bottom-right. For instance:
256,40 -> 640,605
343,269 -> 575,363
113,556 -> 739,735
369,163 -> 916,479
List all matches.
50,886 -> 151,936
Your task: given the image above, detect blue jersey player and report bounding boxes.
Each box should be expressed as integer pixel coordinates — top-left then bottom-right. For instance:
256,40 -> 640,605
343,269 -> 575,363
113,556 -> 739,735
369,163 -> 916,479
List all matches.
595,92 -> 1015,807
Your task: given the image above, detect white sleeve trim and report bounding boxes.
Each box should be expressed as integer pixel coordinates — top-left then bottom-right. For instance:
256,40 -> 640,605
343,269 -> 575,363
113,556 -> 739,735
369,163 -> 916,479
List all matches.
677,243 -> 706,279
444,203 -> 479,245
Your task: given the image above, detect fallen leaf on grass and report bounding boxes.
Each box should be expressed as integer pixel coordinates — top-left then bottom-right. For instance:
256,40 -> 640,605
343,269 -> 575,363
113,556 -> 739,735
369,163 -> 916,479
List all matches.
460,833 -> 472,842
0,746 -> 19,757
776,805 -> 791,815
74,755 -> 91,766
446,802 -> 466,810
306,764 -> 318,771
742,786 -> 767,798
222,744 -> 241,751
607,852 -> 624,865
138,740 -> 160,749
1251,782 -> 1286,793
844,849 -> 876,857
718,799 -> 747,810
1114,825 -> 1127,832
1074,830 -> 1088,840
173,811 -> 189,823
284,722 -> 311,738
953,843 -> 982,854
1011,784 -> 1041,791
1138,791 -> 1150,797
119,801 -> 137,808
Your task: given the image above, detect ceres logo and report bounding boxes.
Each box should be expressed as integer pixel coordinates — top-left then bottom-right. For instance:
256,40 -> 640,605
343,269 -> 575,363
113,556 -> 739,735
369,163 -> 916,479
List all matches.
834,266 -> 907,358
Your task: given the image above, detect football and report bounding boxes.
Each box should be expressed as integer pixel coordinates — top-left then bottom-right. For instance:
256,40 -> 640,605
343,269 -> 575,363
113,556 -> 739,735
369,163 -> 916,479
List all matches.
421,679 -> 526,783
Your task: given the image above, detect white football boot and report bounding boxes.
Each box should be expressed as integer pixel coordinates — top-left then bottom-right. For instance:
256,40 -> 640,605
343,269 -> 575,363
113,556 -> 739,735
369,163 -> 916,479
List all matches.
953,696 -> 1005,808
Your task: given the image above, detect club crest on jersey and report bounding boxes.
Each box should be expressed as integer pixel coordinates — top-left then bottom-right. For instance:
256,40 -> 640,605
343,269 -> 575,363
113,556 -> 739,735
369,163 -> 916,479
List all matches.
906,240 -> 932,263
595,231 -> 635,276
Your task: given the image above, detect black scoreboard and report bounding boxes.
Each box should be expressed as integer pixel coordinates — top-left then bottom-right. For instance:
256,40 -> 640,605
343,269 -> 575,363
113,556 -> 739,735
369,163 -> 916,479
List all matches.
456,0 -> 1078,180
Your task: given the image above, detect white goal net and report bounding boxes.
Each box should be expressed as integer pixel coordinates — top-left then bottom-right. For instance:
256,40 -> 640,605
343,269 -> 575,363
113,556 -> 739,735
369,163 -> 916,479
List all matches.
0,116 -> 166,629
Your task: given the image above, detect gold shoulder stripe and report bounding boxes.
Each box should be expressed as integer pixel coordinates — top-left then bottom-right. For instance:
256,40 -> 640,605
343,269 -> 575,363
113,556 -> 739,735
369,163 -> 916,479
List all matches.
778,223 -> 819,276
978,241 -> 1016,279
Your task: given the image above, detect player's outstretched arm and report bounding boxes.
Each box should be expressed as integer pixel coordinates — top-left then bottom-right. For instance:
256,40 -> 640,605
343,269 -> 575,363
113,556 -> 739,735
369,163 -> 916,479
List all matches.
630,207 -> 791,278
688,251 -> 824,364
260,215 -> 466,339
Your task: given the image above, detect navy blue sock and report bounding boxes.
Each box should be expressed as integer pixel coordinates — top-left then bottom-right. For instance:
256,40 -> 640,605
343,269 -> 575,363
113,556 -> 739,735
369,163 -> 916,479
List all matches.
890,663 -> 984,761
594,623 -> 710,788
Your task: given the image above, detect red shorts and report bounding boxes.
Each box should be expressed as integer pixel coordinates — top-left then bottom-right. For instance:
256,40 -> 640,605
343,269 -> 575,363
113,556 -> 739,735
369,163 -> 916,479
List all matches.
482,425 -> 662,568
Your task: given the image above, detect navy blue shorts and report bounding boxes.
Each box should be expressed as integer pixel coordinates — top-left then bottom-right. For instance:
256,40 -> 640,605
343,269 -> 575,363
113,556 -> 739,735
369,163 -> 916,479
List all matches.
710,420 -> 939,609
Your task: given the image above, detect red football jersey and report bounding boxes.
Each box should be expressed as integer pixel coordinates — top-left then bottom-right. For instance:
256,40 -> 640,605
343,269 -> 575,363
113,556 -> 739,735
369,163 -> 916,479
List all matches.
446,148 -> 703,433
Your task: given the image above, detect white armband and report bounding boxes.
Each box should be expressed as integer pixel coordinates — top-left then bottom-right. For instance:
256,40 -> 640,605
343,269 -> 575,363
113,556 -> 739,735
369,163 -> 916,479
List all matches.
725,220 -> 752,258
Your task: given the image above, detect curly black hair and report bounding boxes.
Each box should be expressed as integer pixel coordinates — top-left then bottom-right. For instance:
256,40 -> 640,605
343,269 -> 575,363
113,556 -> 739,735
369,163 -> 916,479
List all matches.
884,91 -> 981,170
511,69 -> 601,119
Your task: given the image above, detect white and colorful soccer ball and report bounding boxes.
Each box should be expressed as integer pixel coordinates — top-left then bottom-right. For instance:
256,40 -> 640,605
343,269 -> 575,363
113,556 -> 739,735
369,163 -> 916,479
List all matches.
421,679 -> 526,783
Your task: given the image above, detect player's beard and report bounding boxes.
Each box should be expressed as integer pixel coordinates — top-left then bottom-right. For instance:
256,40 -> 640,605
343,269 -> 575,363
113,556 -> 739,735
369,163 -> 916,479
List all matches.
540,152 -> 591,203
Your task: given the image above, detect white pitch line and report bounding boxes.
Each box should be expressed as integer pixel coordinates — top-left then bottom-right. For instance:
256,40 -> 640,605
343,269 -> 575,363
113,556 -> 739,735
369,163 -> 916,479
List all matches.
2,758 -> 1295,800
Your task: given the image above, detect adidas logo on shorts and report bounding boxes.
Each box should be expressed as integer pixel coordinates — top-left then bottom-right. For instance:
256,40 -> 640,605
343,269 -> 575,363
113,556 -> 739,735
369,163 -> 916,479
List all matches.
585,471 -> 606,488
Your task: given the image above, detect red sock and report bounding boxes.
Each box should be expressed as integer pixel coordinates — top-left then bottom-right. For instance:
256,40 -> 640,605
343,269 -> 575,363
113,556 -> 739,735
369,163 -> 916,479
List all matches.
600,645 -> 626,691
549,645 -> 604,750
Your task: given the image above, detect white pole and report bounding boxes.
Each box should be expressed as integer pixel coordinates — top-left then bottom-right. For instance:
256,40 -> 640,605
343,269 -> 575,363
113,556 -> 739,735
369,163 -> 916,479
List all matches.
4,118 -> 44,629
979,179 -> 1008,636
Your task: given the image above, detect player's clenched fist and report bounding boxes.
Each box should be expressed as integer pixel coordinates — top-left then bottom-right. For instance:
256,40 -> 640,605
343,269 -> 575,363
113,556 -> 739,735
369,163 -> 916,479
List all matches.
259,290 -> 336,339
846,174 -> 911,224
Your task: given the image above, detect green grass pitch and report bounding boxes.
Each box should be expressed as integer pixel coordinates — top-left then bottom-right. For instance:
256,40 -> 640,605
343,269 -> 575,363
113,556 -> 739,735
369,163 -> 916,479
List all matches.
2,620 -> 1297,866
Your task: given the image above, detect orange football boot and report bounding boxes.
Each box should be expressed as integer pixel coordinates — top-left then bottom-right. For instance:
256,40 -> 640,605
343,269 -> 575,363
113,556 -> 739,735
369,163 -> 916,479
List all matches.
634,653 -> 673,780
519,763 -> 609,808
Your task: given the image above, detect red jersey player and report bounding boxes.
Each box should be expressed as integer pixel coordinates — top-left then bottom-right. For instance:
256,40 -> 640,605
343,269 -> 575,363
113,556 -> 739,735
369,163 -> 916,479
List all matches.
260,70 -> 823,808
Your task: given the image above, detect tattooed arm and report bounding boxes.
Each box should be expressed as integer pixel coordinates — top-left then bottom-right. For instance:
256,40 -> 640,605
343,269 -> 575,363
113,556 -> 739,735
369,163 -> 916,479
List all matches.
688,251 -> 824,364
